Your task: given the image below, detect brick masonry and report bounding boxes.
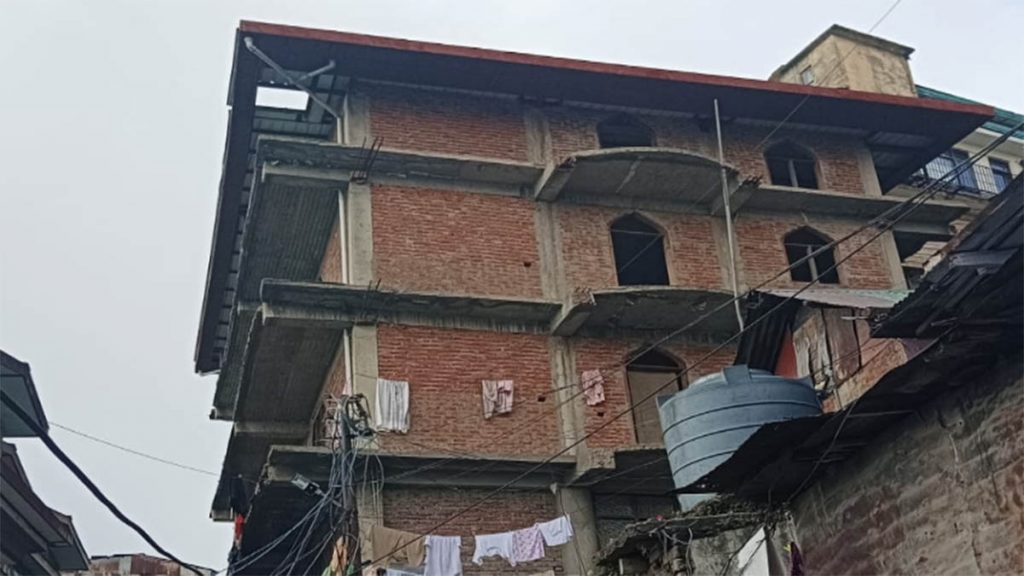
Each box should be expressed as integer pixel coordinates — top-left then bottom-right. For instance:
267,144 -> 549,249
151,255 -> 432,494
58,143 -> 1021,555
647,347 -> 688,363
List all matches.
371,184 -> 544,298
571,338 -> 736,448
735,213 -> 893,289
556,204 -> 727,292
380,486 -> 565,575
791,358 -> 1024,574
367,83 -> 530,161
375,324 -> 560,456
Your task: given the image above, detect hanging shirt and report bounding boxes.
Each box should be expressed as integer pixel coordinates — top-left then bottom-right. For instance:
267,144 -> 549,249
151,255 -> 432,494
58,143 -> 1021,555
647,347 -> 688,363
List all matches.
580,370 -> 606,406
424,535 -> 462,576
375,379 -> 410,433
511,525 -> 545,564
371,525 -> 426,567
481,380 -> 514,419
472,532 -> 515,565
535,515 -> 574,546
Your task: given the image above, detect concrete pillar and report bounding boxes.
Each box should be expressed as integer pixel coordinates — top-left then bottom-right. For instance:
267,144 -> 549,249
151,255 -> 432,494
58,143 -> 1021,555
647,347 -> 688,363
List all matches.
351,325 -> 379,449
710,217 -> 746,292
555,486 -> 600,575
550,338 -> 584,451
535,202 -> 567,301
856,147 -> 883,197
879,230 -> 909,289
342,90 -> 373,146
346,182 -> 375,286
524,106 -> 553,165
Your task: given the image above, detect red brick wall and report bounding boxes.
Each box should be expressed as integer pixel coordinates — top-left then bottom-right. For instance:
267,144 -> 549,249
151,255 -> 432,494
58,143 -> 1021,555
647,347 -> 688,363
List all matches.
367,84 -> 529,161
791,360 -> 1024,574
319,215 -> 342,283
556,204 -> 725,291
372,185 -> 543,298
545,107 -> 867,194
381,486 -> 564,575
571,338 -> 736,447
735,214 -> 894,289
375,324 -> 560,456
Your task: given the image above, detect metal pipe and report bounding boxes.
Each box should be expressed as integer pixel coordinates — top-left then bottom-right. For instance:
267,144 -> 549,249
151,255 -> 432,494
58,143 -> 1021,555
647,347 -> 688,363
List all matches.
714,99 -> 745,330
244,37 -> 340,121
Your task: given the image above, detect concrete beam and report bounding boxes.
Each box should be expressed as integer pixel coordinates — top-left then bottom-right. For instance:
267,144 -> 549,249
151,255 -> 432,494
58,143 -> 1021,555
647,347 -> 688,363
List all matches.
261,303 -> 354,330
534,161 -> 573,201
233,422 -> 309,439
551,299 -> 596,337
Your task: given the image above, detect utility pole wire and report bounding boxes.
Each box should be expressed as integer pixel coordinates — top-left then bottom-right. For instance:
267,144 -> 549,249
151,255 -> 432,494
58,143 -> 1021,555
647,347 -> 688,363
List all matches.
49,421 -> 219,477
0,392 -> 204,576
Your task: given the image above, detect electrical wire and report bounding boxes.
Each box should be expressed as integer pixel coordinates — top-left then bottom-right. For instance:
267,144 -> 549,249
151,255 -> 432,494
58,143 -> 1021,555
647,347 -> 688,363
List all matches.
0,391 -> 204,576
363,129 -> 1019,566
48,421 -> 220,477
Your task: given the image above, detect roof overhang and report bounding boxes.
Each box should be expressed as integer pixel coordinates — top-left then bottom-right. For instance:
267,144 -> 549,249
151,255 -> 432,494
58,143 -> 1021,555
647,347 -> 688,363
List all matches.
196,20 -> 992,376
0,352 -> 48,438
535,147 -> 737,203
568,445 -> 674,496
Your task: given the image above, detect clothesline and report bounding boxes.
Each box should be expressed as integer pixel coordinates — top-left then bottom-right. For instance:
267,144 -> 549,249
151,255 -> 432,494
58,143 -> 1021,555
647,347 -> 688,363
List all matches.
366,514 -> 575,576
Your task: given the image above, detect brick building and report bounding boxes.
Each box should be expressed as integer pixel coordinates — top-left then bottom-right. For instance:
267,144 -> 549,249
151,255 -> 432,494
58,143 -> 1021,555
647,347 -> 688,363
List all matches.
194,21 -> 994,574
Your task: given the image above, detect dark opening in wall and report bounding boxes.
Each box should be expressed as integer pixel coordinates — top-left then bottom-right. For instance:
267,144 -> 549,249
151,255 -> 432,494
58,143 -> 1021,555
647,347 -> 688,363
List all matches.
611,214 -> 670,286
784,227 -> 839,284
765,142 -> 819,189
626,349 -> 686,444
597,114 -> 655,149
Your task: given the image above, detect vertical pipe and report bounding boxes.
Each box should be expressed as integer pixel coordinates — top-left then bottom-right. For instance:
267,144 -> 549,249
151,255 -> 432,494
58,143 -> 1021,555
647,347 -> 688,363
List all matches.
714,99 -> 745,330
338,190 -> 349,285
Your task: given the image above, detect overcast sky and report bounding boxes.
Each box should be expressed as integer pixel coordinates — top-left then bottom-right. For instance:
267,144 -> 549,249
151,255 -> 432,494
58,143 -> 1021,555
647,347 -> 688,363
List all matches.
1,0 -> 1021,570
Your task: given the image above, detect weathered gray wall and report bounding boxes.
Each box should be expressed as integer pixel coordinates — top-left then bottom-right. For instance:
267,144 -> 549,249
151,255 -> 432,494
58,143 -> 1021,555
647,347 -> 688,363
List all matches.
791,356 -> 1024,574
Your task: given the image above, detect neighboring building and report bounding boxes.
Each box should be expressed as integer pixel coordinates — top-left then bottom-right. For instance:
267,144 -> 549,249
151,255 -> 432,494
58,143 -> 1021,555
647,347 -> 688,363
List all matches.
195,21 -> 994,574
68,553 -> 215,576
1,351 -> 90,575
600,175 -> 1023,575
772,24 -> 1024,286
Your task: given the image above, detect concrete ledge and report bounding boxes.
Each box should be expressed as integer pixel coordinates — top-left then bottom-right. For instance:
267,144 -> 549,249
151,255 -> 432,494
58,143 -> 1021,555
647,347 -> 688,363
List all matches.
744,185 -> 970,223
260,279 -> 562,332
554,287 -> 740,337
535,147 -> 734,203
258,135 -> 542,193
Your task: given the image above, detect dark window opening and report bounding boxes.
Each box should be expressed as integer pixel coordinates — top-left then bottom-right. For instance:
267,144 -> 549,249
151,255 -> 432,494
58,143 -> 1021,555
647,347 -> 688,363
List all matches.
611,214 -> 670,286
784,228 -> 839,284
765,142 -> 819,189
597,114 -> 655,149
627,349 -> 686,444
990,158 -> 1013,192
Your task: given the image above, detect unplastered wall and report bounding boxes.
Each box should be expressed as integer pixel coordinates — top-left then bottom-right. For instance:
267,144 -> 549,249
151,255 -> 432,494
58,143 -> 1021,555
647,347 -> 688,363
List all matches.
371,184 -> 544,299
374,324 -> 560,457
735,213 -> 898,290
570,337 -> 736,448
790,358 -> 1024,574
556,204 -> 727,293
380,486 -> 564,575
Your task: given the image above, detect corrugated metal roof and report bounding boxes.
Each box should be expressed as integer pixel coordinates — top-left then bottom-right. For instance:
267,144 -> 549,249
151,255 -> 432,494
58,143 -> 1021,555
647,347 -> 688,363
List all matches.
760,288 -> 910,310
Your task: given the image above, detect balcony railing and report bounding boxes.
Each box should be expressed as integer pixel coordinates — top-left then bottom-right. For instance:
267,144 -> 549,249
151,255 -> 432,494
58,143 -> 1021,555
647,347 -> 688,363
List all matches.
907,158 -> 1013,198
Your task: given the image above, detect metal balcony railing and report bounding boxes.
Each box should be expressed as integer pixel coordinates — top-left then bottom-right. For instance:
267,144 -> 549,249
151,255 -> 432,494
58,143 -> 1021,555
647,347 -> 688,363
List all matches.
907,157 -> 1013,198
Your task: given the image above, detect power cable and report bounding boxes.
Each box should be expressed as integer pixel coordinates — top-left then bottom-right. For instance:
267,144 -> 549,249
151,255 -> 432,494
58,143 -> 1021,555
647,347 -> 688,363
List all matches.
48,422 -> 220,478
0,391 -> 204,576
365,129 -> 1017,566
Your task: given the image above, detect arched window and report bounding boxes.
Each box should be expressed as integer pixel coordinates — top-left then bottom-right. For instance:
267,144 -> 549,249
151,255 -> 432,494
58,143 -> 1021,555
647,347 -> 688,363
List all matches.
610,214 -> 669,286
784,228 -> 839,284
597,114 -> 655,149
765,142 -> 819,189
626,349 -> 686,444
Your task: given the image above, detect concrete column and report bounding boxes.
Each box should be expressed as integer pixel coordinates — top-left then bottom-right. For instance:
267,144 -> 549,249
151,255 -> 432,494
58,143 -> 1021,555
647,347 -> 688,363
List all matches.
710,217 -> 746,291
550,338 -> 584,452
535,202 -> 567,301
555,486 -> 600,576
879,230 -> 909,289
351,325 -> 379,449
524,106 -> 553,165
342,90 -> 373,146
346,182 -> 375,286
856,147 -> 883,197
